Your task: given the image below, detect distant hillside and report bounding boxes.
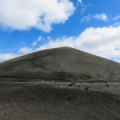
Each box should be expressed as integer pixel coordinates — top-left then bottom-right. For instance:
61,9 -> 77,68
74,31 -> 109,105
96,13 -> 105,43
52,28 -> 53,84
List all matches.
0,47 -> 120,81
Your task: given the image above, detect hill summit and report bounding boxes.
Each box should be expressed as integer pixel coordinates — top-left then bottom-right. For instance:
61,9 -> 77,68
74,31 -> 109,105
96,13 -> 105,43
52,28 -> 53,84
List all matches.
0,47 -> 120,81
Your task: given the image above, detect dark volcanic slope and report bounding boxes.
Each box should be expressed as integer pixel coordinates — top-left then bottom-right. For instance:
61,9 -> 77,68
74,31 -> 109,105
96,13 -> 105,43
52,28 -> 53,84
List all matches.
0,47 -> 120,81
0,83 -> 120,120
0,47 -> 120,120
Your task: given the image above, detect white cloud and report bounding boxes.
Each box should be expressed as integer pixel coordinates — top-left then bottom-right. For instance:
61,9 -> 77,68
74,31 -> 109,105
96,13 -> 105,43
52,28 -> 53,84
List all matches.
37,36 -> 43,41
81,13 -> 108,22
114,15 -> 120,20
113,22 -> 120,27
36,36 -> 76,51
32,42 -> 37,47
81,4 -> 90,12
19,47 -> 33,54
0,53 -> 18,61
81,14 -> 91,22
78,0 -> 82,4
93,13 -> 108,21
0,0 -> 75,32
32,36 -> 43,46
35,26 -> 120,62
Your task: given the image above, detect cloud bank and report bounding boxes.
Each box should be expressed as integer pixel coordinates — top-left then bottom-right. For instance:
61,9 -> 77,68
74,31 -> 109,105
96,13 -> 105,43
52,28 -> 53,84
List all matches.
35,26 -> 120,62
0,53 -> 18,61
19,47 -> 33,54
0,0 -> 75,32
1,25 -> 120,62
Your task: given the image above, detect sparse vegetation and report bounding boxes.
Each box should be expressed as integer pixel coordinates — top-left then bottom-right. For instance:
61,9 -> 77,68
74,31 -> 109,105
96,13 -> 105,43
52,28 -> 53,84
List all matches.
96,73 -> 103,80
68,82 -> 75,86
79,73 -> 92,80
106,84 -> 109,87
110,71 -> 114,78
84,87 -> 89,90
67,97 -> 71,101
96,73 -> 101,77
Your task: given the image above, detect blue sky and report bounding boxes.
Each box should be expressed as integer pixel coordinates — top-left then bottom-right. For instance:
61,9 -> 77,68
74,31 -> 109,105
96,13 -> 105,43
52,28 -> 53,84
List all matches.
0,0 -> 120,62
